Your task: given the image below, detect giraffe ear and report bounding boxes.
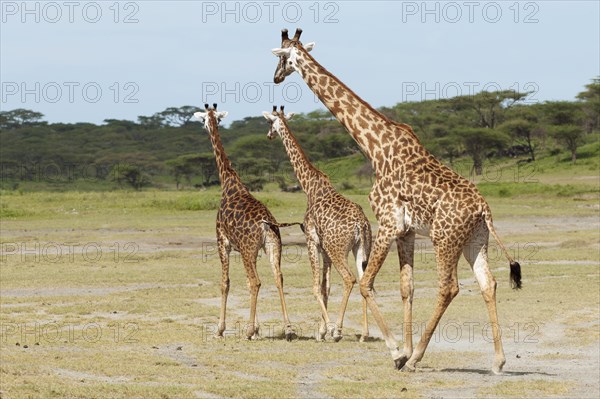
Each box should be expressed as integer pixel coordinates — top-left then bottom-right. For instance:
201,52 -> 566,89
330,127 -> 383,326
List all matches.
304,42 -> 315,52
215,111 -> 228,120
272,47 -> 290,57
285,112 -> 296,120
262,111 -> 276,121
192,112 -> 207,122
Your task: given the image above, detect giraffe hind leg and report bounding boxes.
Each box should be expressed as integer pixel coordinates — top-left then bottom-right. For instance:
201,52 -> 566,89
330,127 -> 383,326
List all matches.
242,249 -> 261,340
319,251 -> 333,340
396,231 -> 416,369
329,251 -> 357,342
353,242 -> 369,342
463,222 -> 506,374
359,225 -> 403,363
264,230 -> 294,341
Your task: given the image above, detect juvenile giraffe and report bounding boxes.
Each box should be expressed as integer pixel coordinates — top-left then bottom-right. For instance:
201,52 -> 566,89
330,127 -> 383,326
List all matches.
263,105 -> 372,342
193,104 -> 295,341
271,29 -> 522,374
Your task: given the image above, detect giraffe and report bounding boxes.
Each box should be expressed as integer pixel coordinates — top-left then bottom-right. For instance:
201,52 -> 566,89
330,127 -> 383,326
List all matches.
271,29 -> 522,374
263,105 -> 372,342
193,103 -> 295,341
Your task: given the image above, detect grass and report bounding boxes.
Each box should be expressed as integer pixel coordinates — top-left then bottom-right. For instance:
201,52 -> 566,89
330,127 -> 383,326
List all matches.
142,193 -> 221,211
1,170 -> 599,398
484,380 -> 573,398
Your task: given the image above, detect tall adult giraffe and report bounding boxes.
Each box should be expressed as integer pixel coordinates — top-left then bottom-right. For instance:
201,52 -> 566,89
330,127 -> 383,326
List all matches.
271,29 -> 521,374
263,105 -> 372,342
193,104 -> 295,341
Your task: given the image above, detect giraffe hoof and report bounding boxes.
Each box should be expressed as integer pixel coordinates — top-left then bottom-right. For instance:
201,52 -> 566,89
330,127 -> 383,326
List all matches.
400,363 -> 416,373
333,333 -> 343,343
284,325 -> 295,341
359,335 -> 369,343
492,358 -> 506,375
394,355 -> 409,370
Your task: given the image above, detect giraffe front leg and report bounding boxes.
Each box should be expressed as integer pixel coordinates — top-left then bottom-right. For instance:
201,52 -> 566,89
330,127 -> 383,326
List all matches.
359,226 -> 403,365
404,241 -> 461,372
396,232 -> 416,369
264,232 -> 294,341
216,233 -> 230,338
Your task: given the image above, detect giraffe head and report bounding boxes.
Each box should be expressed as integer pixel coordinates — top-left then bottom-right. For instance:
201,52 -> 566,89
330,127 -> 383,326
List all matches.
192,103 -> 228,131
263,105 -> 295,140
272,28 -> 315,84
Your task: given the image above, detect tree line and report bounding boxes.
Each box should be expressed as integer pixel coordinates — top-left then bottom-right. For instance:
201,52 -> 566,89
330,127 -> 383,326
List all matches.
1,78 -> 598,190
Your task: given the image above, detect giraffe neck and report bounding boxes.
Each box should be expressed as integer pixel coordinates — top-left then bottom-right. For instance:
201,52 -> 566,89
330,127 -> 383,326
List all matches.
294,48 -> 422,174
206,116 -> 243,187
277,118 -> 329,195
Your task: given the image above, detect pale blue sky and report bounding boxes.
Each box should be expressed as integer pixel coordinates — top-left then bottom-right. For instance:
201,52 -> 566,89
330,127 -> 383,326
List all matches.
1,1 -> 598,124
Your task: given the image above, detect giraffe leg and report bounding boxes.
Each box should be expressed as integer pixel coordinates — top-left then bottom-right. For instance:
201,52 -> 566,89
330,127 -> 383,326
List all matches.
395,231 -> 416,369
353,243 -> 369,342
463,222 -> 506,374
264,231 -> 293,341
307,238 -> 332,341
242,249 -> 261,340
404,241 -> 461,372
359,226 -> 403,363
360,297 -> 369,342
329,252 -> 357,342
216,232 -> 231,338
319,251 -> 333,340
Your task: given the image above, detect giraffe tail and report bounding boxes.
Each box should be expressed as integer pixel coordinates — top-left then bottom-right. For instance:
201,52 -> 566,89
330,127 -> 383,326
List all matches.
482,208 -> 522,290
359,220 -> 373,273
261,220 -> 304,229
354,219 -> 376,295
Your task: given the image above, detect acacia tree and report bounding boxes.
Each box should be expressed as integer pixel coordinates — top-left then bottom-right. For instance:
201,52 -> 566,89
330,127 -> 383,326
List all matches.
166,153 -> 217,189
451,90 -> 530,129
454,128 -> 509,176
550,125 -> 584,164
541,101 -> 584,126
542,101 -> 587,164
159,106 -> 203,127
432,135 -> 463,166
166,157 -> 195,189
381,99 -> 461,141
500,119 -> 537,161
138,114 -> 165,129
0,109 -> 45,129
110,164 -> 150,190
576,78 -> 600,133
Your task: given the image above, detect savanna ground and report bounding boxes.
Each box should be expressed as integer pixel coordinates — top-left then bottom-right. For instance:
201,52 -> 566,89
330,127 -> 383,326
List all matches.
1,161 -> 599,399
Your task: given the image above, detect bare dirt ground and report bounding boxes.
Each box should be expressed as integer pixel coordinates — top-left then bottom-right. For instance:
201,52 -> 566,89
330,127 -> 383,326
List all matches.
1,202 -> 599,398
